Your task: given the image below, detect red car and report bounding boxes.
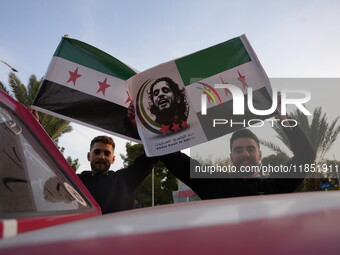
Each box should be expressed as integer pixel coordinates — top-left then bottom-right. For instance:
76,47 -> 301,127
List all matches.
0,89 -> 101,238
1,90 -> 340,254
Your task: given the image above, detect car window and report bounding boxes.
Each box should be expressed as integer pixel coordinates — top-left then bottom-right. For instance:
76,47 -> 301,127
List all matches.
0,104 -> 92,218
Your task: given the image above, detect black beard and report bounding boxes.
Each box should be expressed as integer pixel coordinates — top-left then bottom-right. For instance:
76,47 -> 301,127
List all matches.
236,157 -> 256,166
91,160 -> 110,173
155,105 -> 177,125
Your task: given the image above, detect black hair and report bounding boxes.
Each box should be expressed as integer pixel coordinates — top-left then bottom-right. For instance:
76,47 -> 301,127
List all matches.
230,129 -> 259,151
148,77 -> 187,117
90,136 -> 115,151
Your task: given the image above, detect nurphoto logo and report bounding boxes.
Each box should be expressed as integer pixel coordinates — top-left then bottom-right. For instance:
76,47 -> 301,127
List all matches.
200,84 -> 312,128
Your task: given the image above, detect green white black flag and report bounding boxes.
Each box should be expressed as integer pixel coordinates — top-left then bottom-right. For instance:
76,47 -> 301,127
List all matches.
33,37 -> 141,142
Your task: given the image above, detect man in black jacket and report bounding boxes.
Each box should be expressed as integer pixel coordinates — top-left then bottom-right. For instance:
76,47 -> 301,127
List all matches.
78,136 -> 155,214
160,116 -> 316,200
28,107 -> 155,214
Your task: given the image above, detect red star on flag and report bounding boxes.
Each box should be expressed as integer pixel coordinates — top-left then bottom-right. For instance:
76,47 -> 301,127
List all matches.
125,91 -> 132,104
67,67 -> 82,86
181,120 -> 188,129
160,124 -> 171,135
97,77 -> 111,96
171,122 -> 181,132
220,76 -> 231,97
237,70 -> 248,90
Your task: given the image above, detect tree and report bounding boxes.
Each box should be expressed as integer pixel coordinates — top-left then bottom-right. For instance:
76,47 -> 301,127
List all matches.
121,142 -> 177,207
261,153 -> 289,166
6,72 -> 73,142
1,72 -> 79,171
0,81 -> 10,94
261,106 -> 340,163
66,157 -> 80,172
261,106 -> 340,191
59,146 -> 80,172
194,155 -> 232,167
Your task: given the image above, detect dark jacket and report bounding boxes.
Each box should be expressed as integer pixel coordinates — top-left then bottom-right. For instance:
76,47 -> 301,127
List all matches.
78,154 -> 154,214
160,125 -> 316,200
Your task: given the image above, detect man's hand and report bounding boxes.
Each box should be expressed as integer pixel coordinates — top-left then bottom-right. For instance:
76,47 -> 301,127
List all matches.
274,92 -> 288,121
28,106 -> 39,121
127,102 -> 137,129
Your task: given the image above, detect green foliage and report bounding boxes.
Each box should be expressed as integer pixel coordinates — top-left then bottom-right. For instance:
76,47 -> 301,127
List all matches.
2,72 -> 79,172
308,159 -> 340,191
8,72 -> 31,105
261,153 -> 289,166
6,72 -> 73,143
134,174 -> 163,207
259,140 -> 287,156
306,159 -> 340,190
194,155 -> 233,174
194,154 -> 232,166
121,142 -> 178,207
261,106 -> 340,163
58,144 -> 80,172
66,156 -> 80,172
261,153 -> 291,178
39,114 -> 73,141
0,81 -> 10,94
261,107 -> 339,192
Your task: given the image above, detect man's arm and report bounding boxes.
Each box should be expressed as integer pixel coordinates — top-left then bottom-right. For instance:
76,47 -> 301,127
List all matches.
160,151 -> 192,184
272,116 -> 316,193
121,153 -> 158,190
274,95 -> 316,166
160,152 -> 212,199
279,116 -> 316,166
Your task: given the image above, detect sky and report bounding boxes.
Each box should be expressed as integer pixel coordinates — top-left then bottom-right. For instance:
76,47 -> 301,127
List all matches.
0,0 -> 339,171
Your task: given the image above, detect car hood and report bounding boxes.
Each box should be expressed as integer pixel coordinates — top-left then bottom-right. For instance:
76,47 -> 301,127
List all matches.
1,191 -> 340,254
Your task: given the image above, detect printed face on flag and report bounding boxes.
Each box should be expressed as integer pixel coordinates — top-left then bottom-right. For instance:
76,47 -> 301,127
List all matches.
135,76 -> 190,136
152,81 -> 175,111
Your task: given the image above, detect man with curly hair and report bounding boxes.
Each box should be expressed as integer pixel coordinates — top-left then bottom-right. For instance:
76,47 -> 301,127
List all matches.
149,77 -> 188,131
